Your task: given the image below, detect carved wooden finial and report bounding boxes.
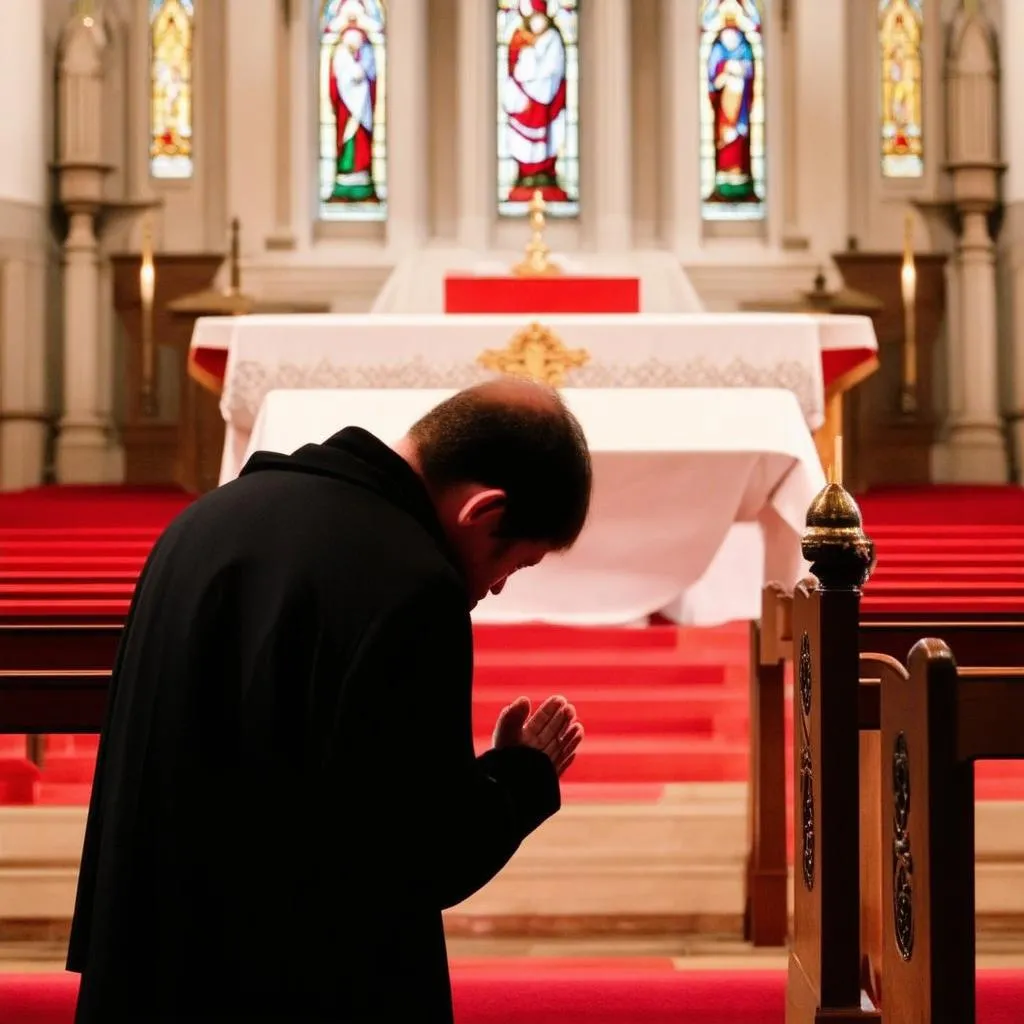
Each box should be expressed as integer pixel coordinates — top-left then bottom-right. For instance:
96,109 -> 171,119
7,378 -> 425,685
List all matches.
801,476 -> 875,592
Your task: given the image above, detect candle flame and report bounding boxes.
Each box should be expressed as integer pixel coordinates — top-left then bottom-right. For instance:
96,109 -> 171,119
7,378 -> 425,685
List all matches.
901,211 -> 917,307
140,217 -> 155,307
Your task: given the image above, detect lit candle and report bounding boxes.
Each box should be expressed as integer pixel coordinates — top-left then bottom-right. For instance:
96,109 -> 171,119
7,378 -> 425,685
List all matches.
139,216 -> 157,415
900,213 -> 917,312
900,211 -> 918,412
833,434 -> 843,489
140,220 -> 155,310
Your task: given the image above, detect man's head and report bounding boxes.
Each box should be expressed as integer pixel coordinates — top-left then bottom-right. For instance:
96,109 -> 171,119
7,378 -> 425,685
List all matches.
396,378 -> 592,606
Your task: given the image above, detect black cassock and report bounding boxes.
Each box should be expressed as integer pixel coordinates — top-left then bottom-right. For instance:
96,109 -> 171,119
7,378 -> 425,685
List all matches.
68,427 -> 561,1024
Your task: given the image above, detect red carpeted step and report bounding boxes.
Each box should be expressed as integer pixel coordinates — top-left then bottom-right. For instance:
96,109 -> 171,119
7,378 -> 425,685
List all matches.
0,584 -> 137,600
0,528 -> 161,541
472,623 -> 681,652
472,735 -> 749,783
44,735 -> 98,755
873,540 -> 1024,556
873,552 -> 1024,567
869,523 -> 1024,535
0,540 -> 157,556
472,685 -> 745,736
474,649 -> 728,689
0,758 -> 40,804
0,556 -> 145,572
0,571 -> 141,585
32,755 -> 95,785
0,599 -> 130,623
870,566 -> 1024,582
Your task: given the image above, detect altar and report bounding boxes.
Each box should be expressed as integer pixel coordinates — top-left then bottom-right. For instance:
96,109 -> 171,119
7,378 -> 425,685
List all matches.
233,387 -> 825,627
191,311 -> 877,486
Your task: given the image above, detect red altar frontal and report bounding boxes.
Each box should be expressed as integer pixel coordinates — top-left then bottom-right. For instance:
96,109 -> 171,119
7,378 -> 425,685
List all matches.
443,275 -> 641,315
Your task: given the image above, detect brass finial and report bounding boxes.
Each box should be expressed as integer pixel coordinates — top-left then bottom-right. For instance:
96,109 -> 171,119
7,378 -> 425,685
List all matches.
228,217 -> 242,295
801,436 -> 875,590
512,191 -> 562,278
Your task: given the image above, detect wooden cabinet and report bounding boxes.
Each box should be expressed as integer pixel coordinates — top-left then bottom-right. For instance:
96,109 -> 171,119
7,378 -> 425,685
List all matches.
110,253 -> 223,491
832,252 -> 947,493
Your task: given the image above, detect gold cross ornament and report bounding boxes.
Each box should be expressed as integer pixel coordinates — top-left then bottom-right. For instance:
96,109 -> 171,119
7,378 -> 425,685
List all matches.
477,322 -> 590,388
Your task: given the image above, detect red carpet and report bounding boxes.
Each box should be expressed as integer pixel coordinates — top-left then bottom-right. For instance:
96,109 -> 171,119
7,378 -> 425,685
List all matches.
1,486 -> 1023,1020
0,965 -> 1021,1024
1,485 -> 1024,802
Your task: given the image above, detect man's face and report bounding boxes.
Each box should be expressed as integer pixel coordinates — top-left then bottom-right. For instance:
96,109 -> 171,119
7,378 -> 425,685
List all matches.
440,488 -> 552,607
467,536 -> 552,608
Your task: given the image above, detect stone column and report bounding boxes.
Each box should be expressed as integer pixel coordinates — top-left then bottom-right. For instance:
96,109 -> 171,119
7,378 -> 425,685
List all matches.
591,0 -> 632,251
788,0 -> 847,253
456,0 -> 492,251
0,0 -> 48,489
54,12 -> 113,483
386,0 -> 429,253
265,0 -> 296,251
1001,0 -> 1024,482
659,0 -> 699,255
943,8 -> 1005,482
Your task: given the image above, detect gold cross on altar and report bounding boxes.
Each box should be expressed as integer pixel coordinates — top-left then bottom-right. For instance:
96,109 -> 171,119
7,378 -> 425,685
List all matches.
477,322 -> 590,388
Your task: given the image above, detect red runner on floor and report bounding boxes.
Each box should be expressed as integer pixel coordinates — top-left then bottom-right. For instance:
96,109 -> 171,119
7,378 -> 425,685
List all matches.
1,966 -> 1021,1024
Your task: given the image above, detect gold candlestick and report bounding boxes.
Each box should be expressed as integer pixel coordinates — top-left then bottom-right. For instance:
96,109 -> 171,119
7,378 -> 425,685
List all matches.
900,211 -> 918,415
139,216 -> 158,417
512,191 -> 562,278
227,217 -> 242,296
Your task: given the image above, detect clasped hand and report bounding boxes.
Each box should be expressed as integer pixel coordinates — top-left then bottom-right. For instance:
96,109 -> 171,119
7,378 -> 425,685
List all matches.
492,695 -> 583,777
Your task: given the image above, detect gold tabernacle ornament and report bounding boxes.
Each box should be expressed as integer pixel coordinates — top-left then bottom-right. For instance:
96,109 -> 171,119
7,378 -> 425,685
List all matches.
511,190 -> 562,278
477,322 -> 589,388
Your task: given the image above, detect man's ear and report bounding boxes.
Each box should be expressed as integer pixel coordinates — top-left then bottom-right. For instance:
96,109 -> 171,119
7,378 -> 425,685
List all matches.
456,488 -> 507,528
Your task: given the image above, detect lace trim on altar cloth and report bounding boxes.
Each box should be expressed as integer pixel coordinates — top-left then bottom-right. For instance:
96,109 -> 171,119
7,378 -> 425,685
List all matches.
223,356 -> 819,430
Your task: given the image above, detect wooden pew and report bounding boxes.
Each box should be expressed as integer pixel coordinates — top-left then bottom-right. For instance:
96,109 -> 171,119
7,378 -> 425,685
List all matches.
746,584 -> 1024,946
779,482 -> 1024,1020
0,603 -> 124,765
0,670 -> 109,734
879,642 -> 1024,1023
785,482 -> 880,1022
0,604 -> 125,670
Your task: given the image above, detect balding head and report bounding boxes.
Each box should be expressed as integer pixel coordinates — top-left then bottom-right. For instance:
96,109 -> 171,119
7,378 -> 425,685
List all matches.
462,376 -> 562,412
403,377 -> 592,550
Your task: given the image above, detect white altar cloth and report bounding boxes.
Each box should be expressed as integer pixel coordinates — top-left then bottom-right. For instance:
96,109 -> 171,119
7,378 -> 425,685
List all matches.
233,387 -> 825,627
193,312 -> 875,477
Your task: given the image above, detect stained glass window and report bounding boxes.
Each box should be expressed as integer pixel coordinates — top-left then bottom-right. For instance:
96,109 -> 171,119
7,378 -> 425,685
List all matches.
319,0 -> 388,221
149,0 -> 194,180
699,0 -> 766,222
879,0 -> 923,178
497,0 -> 580,219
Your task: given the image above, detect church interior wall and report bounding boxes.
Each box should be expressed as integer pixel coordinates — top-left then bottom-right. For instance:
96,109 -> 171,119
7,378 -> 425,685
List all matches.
629,0 -> 662,250
215,0 -> 841,307
81,0 -> 930,309
2,0 -> 1020,487
0,0 -> 56,490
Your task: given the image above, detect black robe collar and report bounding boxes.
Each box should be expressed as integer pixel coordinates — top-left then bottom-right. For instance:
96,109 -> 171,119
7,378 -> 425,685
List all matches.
240,427 -> 465,580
